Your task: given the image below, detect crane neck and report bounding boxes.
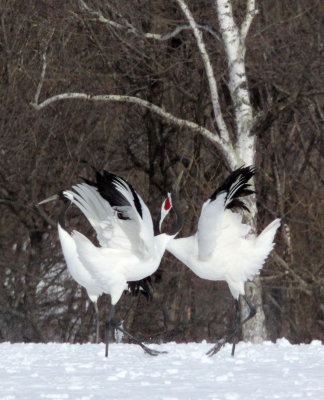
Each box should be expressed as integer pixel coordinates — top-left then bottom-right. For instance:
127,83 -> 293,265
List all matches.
58,192 -> 71,231
169,189 -> 183,236
156,189 -> 183,237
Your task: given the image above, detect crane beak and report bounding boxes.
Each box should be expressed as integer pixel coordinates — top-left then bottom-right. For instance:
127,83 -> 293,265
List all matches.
37,194 -> 59,205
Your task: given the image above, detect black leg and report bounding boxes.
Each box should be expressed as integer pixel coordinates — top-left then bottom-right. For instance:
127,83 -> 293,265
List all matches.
94,301 -> 99,344
114,325 -> 167,356
105,304 -> 167,357
105,304 -> 115,357
231,299 -> 241,356
206,295 -> 256,357
206,299 -> 240,357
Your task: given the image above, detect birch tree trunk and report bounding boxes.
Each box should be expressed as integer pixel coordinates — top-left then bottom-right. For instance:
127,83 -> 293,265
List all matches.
32,0 -> 268,343
215,0 -> 267,343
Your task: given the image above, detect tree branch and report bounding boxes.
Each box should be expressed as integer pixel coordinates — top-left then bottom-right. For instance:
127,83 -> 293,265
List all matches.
160,23 -> 221,42
240,0 -> 258,43
34,29 -> 55,106
272,251 -> 312,297
31,91 -> 234,155
176,0 -> 231,149
78,0 -> 221,41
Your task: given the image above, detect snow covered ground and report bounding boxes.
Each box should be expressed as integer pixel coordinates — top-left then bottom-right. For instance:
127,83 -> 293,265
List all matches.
0,339 -> 323,400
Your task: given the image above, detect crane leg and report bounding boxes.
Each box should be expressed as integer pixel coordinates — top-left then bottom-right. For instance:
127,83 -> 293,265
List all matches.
105,304 -> 115,357
114,324 -> 167,356
206,295 -> 256,357
231,299 -> 241,356
105,304 -> 167,357
94,301 -> 99,344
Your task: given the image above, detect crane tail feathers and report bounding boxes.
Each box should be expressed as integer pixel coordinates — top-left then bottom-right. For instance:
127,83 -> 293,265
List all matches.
127,277 -> 153,301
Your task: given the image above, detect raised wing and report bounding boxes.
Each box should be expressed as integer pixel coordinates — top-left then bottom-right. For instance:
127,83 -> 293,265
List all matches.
197,192 -> 227,261
64,171 -> 154,259
63,183 -> 131,251
94,171 -> 154,259
197,166 -> 255,261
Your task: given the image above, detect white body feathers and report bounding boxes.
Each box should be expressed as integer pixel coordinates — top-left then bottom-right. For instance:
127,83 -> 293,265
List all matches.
58,224 -> 102,303
166,167 -> 280,299
167,212 -> 280,299
58,173 -> 176,305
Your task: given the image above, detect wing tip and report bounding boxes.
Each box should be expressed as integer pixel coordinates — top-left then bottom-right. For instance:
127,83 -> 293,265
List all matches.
209,165 -> 256,211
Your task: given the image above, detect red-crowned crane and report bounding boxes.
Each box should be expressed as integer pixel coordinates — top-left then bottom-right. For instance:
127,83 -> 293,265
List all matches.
41,171 -> 183,357
163,166 -> 280,356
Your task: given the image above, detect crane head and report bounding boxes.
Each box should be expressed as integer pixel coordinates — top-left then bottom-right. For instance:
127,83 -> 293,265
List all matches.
159,192 -> 173,233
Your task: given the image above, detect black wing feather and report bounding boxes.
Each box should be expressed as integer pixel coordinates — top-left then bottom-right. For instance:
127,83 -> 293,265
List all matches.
82,171 -> 143,220
210,166 -> 255,212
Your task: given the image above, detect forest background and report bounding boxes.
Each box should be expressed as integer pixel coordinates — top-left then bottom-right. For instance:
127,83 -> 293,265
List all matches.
0,0 -> 323,346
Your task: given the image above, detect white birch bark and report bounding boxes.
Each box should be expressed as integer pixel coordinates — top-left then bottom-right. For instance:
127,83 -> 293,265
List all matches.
216,0 -> 256,165
215,0 -> 266,343
176,0 -> 230,147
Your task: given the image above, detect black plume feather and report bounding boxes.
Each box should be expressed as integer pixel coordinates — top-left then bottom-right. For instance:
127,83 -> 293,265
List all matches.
82,171 -> 143,220
210,166 -> 255,212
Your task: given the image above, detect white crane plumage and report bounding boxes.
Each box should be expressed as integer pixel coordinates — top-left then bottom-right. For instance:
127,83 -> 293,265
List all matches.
58,216 -> 102,343
55,171 -> 183,357
164,166 -> 280,356
39,194 -> 104,343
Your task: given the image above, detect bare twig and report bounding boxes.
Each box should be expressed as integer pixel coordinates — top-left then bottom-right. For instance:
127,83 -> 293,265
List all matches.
34,29 -> 55,106
272,251 -> 312,296
176,0 -> 231,148
78,0 -> 221,41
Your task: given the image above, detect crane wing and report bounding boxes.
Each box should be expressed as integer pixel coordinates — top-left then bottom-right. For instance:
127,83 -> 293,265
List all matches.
197,192 -> 227,261
64,184 -> 132,252
64,171 -> 154,259
94,172 -> 154,259
197,166 -> 255,261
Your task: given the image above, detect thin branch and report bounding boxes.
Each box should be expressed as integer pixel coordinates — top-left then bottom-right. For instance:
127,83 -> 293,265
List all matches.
272,251 -> 312,297
34,29 -> 55,106
0,198 -> 56,227
176,0 -> 231,147
160,23 -> 221,42
78,0 -> 221,41
78,0 -> 146,36
34,205 -> 57,227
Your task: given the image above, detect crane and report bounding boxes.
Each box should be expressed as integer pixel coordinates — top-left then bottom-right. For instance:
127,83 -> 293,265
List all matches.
164,166 -> 280,356
41,170 -> 183,357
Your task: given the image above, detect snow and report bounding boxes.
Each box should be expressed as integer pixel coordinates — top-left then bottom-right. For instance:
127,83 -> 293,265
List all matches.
0,339 -> 323,400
